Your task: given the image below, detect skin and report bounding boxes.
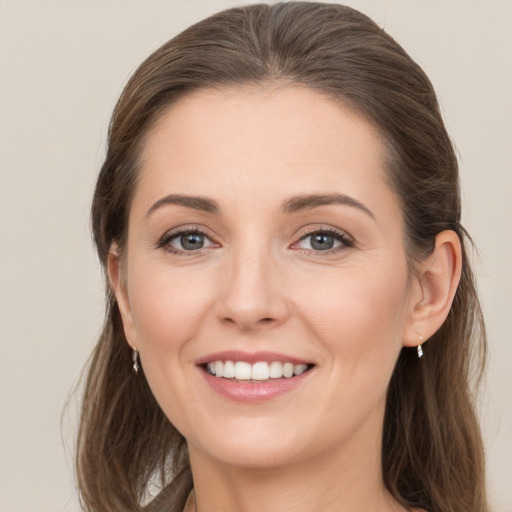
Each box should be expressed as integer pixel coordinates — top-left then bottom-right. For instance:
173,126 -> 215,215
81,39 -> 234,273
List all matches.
109,85 -> 461,512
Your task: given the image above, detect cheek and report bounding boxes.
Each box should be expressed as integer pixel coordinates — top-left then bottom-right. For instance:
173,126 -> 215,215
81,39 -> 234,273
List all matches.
287,262 -> 410,441
295,260 -> 409,377
125,265 -> 217,430
128,263 -> 214,351
124,263 -> 215,412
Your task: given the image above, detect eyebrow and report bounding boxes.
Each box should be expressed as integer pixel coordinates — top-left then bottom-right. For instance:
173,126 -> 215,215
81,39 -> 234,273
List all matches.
281,193 -> 375,219
146,194 -> 220,217
146,192 -> 374,219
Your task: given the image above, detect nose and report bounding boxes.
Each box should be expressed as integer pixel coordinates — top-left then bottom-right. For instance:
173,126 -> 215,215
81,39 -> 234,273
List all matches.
215,244 -> 289,332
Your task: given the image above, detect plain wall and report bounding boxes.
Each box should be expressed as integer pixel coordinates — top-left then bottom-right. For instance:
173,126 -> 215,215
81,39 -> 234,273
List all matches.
0,1 -> 510,511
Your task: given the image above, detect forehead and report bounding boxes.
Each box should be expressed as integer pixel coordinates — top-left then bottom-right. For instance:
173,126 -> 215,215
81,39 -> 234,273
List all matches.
135,85 -> 395,217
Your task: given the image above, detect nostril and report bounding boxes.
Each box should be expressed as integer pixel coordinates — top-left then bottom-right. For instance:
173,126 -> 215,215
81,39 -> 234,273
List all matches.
255,317 -> 279,327
220,315 -> 278,332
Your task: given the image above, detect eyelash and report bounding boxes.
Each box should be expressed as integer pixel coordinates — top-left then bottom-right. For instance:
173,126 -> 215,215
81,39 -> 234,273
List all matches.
156,227 -> 354,256
156,227 -> 215,255
293,228 -> 354,256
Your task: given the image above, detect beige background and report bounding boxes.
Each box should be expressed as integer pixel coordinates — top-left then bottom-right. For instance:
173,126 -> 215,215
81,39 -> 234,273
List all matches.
0,1 -> 510,511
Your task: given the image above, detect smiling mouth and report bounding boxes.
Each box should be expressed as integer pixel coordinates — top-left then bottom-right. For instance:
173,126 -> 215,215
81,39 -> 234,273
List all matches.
202,360 -> 315,381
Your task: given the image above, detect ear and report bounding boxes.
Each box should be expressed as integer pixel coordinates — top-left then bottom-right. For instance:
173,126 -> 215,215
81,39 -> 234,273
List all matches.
403,230 -> 462,347
107,244 -> 138,349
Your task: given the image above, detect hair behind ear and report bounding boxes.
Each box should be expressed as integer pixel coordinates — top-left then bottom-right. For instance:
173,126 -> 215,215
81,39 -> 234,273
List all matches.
383,231 -> 487,512
76,295 -> 191,511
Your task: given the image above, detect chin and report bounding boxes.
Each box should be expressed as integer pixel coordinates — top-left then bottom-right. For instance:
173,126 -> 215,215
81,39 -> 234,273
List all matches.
187,419 -> 315,469
200,442 -> 304,470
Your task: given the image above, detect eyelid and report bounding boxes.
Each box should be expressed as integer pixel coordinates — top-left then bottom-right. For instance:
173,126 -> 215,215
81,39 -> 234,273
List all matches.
294,224 -> 354,242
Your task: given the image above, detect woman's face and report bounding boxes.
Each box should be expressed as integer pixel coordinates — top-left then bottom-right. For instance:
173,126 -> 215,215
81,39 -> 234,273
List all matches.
113,86 -> 421,469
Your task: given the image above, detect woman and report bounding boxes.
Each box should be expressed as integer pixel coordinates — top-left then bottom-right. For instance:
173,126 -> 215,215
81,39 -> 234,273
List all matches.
76,3 -> 488,512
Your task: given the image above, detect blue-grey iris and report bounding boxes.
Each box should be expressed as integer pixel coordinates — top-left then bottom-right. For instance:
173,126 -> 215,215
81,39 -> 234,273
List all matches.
181,233 -> 204,250
311,233 -> 334,250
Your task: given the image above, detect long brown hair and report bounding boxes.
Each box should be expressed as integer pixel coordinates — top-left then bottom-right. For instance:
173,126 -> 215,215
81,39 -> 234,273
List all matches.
77,3 -> 487,511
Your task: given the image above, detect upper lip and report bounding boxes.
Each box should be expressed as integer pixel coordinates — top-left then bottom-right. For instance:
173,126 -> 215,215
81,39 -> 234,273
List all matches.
195,350 -> 313,366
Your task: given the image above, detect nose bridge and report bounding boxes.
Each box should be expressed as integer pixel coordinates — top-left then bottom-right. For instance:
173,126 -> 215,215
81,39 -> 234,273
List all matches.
217,234 -> 288,330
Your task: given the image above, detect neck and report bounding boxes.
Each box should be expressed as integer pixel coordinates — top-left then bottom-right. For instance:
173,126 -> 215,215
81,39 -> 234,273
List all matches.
187,422 -> 403,512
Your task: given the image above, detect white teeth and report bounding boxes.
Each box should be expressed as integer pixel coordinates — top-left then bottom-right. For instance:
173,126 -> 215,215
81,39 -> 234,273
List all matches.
223,360 -> 235,378
206,360 -> 310,380
251,362 -> 270,380
283,362 -> 294,378
293,364 -> 308,376
269,361 -> 283,378
234,361 -> 252,380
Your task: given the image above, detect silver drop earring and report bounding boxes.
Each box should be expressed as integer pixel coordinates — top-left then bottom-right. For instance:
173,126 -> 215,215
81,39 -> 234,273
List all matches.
132,348 -> 140,374
417,336 -> 424,359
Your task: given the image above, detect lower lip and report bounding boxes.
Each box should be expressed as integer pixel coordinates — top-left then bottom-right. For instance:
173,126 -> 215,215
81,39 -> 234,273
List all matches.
198,367 -> 313,403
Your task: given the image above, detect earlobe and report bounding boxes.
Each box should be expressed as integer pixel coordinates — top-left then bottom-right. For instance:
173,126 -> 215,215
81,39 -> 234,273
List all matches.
403,230 -> 462,348
107,245 -> 138,347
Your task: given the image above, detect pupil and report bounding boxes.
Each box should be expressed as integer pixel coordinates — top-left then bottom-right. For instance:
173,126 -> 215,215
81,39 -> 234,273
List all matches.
311,233 -> 334,250
181,233 -> 204,250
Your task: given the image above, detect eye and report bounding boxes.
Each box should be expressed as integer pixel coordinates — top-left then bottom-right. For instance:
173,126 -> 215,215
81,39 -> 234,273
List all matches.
294,229 -> 353,253
157,229 -> 216,253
